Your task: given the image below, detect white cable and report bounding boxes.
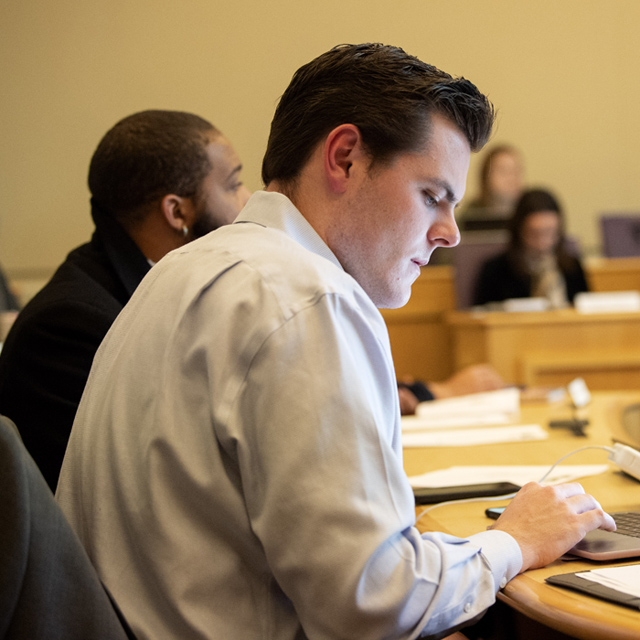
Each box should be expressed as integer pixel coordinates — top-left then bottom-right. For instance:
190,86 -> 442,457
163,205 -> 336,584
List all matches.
415,490 -> 519,524
536,445 -> 613,484
415,444 -> 615,526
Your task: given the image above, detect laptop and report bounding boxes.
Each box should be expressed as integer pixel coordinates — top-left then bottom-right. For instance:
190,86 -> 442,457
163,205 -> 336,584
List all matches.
569,511 -> 640,561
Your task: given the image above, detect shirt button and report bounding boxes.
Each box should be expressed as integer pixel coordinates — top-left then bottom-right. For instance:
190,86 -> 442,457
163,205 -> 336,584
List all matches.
500,577 -> 507,589
464,602 -> 472,613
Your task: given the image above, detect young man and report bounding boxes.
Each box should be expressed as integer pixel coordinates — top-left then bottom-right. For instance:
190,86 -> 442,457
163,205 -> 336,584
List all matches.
57,45 -> 614,639
0,110 -> 249,490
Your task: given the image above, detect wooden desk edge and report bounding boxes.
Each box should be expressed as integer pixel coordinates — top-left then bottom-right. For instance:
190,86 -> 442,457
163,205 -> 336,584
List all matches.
498,572 -> 640,640
446,308 -> 640,327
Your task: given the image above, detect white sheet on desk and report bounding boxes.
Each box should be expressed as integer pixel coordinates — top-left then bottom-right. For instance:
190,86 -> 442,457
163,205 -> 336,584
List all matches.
577,565 -> 640,598
401,412 -> 512,431
575,290 -> 640,314
401,424 -> 547,448
414,386 -> 520,422
408,464 -> 609,488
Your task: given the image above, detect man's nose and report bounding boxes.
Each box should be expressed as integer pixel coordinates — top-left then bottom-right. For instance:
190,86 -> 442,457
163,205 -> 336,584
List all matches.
428,211 -> 460,248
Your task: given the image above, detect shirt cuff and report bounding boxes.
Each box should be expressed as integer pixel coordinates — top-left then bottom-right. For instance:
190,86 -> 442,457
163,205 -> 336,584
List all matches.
467,529 -> 523,591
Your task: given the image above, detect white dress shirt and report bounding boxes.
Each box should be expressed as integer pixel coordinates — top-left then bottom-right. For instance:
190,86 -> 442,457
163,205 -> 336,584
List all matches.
57,191 -> 521,640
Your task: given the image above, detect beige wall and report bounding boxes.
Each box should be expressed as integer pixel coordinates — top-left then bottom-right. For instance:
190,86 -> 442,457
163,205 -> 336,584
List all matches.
1,0 -> 639,280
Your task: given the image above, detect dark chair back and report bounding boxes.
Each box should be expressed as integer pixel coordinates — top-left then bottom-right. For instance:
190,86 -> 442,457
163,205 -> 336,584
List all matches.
451,231 -> 508,308
0,415 -> 136,640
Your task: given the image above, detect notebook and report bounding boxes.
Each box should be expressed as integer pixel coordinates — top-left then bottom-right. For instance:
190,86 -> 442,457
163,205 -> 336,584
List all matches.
569,511 -> 640,561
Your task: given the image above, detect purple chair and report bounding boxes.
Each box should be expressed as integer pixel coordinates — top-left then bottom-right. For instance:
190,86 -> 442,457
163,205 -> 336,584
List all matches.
601,214 -> 640,258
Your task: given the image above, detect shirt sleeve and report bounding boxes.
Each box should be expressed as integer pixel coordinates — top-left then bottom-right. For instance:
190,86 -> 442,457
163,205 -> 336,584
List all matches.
226,291 -> 522,639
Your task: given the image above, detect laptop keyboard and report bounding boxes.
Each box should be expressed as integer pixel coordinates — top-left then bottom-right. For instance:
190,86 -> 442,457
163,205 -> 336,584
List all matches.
612,512 -> 640,538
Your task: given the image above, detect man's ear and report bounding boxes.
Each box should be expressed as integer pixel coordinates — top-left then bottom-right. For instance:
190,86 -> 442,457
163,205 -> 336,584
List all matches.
323,124 -> 365,194
160,194 -> 195,237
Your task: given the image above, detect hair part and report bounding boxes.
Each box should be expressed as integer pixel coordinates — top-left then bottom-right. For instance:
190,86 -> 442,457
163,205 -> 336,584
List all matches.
88,110 -> 218,226
261,43 -> 495,189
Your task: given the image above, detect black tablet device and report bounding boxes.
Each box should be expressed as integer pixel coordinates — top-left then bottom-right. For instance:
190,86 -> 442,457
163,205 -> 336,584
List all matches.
413,482 -> 520,505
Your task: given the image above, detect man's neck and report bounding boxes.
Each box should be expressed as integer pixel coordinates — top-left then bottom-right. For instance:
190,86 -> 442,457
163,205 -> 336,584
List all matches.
126,211 -> 184,264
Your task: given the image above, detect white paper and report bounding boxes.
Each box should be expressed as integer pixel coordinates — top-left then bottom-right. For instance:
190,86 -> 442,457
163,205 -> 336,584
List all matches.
408,464 -> 609,488
401,424 -> 547,448
575,291 -> 640,314
415,387 -> 520,420
401,412 -> 512,431
503,297 -> 549,312
577,564 -> 640,598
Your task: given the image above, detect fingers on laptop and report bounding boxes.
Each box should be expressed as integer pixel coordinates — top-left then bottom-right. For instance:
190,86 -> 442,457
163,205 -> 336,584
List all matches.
490,481 -> 615,571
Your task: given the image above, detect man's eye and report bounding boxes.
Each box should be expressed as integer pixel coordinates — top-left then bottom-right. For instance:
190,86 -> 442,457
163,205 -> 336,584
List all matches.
425,194 -> 438,207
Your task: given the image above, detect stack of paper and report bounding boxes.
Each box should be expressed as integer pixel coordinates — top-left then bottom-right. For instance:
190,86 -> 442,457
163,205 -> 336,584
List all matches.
412,387 -> 520,424
402,425 -> 547,448
401,387 -> 544,447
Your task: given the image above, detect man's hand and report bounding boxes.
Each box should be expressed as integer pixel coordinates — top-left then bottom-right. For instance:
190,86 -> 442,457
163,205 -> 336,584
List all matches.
428,364 -> 504,400
490,482 -> 616,571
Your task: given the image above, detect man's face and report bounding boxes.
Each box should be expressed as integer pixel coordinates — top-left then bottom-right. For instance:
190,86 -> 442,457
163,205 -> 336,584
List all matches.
191,134 -> 251,238
329,114 -> 470,309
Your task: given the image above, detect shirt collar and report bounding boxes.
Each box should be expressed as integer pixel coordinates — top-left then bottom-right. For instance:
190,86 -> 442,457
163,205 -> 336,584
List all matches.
234,191 -> 344,272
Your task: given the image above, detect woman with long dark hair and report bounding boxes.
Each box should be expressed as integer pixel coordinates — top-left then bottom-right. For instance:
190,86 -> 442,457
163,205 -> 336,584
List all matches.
473,188 -> 589,307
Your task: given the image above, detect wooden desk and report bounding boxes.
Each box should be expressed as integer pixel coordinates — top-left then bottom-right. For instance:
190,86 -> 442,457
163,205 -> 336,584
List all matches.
447,308 -> 640,389
404,391 -> 640,639
380,258 -> 640,385
586,257 -> 640,293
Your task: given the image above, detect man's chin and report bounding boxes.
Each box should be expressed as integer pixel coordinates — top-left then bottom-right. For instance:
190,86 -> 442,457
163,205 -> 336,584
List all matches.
375,286 -> 412,310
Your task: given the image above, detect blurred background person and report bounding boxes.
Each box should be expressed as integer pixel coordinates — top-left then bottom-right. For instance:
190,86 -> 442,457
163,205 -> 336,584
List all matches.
0,265 -> 20,349
397,363 -> 505,415
459,144 -> 525,231
0,266 -> 19,314
473,188 -> 589,307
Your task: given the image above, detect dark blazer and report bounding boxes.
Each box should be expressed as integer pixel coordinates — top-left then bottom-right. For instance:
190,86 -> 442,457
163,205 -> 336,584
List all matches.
0,205 -> 150,490
0,415 -> 135,639
473,251 -> 589,306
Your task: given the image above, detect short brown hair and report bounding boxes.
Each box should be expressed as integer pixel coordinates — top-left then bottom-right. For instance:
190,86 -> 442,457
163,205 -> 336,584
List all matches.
262,43 -> 494,188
